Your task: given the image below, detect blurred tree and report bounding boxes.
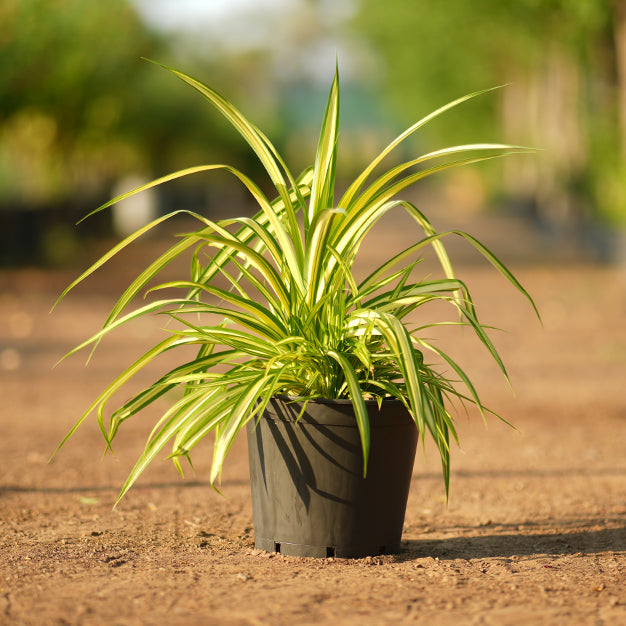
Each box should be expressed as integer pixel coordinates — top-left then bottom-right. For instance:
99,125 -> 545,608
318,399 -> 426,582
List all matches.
0,0 -> 161,207
0,0 -> 279,263
353,0 -> 626,243
0,0 -> 276,209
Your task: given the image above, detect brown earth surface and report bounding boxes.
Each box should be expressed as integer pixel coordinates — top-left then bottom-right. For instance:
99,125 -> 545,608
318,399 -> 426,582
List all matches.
1,214 -> 625,625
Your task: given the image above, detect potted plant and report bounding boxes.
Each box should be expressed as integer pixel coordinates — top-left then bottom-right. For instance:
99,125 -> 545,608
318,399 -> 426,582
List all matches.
55,62 -> 537,558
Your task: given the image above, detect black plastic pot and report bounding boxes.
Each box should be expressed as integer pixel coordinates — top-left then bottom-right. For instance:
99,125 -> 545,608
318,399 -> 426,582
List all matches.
246,396 -> 418,558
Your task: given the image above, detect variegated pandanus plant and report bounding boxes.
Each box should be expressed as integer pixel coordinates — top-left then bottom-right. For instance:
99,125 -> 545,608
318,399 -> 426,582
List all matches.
54,62 -> 538,504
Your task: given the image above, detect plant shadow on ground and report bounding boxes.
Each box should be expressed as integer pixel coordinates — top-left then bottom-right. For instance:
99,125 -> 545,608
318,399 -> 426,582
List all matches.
399,524 -> 626,562
416,467 -> 626,481
0,479 -> 250,496
0,478 -> 249,495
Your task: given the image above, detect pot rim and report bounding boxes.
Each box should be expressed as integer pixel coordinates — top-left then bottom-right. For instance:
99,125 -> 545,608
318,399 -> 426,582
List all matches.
261,395 -> 415,427
273,394 -> 406,406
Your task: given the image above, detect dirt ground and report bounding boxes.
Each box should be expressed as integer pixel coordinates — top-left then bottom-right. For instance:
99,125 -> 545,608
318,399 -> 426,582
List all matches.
1,214 -> 625,625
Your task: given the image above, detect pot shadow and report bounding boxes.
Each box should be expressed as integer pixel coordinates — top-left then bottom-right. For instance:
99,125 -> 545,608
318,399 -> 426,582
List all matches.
398,524 -> 626,561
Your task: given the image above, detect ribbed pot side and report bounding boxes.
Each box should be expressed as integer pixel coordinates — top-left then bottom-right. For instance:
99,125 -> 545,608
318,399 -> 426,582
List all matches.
246,396 -> 418,558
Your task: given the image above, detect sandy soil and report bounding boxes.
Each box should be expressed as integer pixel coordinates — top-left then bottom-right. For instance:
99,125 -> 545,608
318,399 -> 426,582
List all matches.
1,217 -> 625,625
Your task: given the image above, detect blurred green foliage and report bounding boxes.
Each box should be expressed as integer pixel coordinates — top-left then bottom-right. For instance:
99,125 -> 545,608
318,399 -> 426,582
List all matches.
0,0 -> 156,207
0,0 -> 268,215
2,0 -> 625,265
354,0 -> 626,229
0,0 -> 280,264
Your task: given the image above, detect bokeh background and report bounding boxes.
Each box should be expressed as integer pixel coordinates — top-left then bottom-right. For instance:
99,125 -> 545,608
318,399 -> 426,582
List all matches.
2,0 -> 625,267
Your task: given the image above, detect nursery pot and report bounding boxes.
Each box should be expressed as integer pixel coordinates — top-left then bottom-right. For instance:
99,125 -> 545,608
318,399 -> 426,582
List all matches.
246,396 -> 418,558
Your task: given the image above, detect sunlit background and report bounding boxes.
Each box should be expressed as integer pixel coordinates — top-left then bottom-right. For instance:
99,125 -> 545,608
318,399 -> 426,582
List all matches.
1,0 -> 625,265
